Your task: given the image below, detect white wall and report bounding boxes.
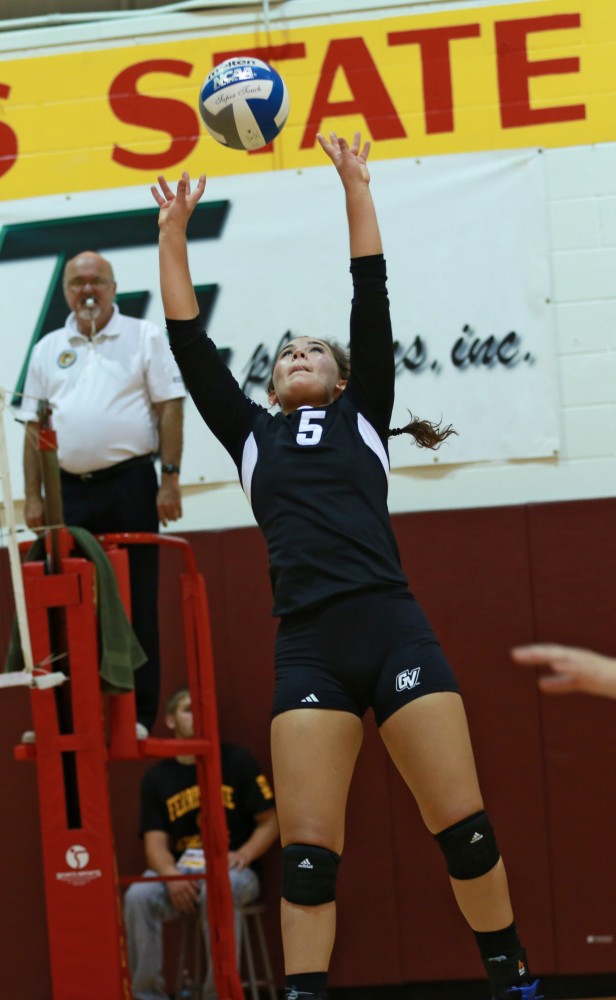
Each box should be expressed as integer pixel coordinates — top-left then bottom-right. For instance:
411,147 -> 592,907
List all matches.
0,0 -> 614,539
172,142 -> 616,532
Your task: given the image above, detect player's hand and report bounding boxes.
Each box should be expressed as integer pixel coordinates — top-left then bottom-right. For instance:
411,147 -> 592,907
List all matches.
512,643 -> 616,700
317,131 -> 371,187
151,172 -> 206,232
167,876 -> 199,914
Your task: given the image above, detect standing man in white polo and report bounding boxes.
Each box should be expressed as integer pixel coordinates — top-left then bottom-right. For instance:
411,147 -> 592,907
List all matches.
21,250 -> 186,734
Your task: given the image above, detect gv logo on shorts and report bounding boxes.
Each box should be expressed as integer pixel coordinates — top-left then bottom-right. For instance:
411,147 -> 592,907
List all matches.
396,667 -> 421,692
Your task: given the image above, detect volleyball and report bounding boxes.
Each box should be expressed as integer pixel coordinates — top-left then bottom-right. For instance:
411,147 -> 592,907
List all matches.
199,57 -> 289,151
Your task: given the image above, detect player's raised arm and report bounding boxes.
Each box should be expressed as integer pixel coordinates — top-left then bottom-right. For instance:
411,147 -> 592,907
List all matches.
317,131 -> 382,259
151,171 -> 206,320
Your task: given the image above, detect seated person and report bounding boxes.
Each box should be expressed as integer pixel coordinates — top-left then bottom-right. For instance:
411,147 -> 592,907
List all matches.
124,687 -> 279,1000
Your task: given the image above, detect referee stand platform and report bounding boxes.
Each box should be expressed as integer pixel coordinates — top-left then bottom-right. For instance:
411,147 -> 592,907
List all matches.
6,405 -> 245,1000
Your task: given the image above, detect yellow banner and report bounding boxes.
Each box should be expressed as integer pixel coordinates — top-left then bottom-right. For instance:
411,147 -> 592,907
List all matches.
0,0 -> 613,199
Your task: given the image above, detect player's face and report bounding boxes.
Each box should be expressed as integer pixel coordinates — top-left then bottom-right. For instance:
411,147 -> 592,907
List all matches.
269,337 -> 347,414
171,695 -> 194,739
63,253 -> 117,335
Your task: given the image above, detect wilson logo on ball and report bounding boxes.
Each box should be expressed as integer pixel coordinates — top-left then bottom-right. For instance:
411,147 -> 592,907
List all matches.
199,57 -> 290,151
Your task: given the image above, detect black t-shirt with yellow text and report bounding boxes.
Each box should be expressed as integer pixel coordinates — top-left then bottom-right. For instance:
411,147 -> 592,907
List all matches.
139,743 -> 275,860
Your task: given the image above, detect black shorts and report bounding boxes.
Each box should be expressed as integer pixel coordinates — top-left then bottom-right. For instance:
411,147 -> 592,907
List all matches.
272,589 -> 459,727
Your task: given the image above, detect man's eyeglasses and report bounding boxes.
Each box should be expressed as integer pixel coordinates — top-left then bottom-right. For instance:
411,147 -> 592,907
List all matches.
65,277 -> 114,290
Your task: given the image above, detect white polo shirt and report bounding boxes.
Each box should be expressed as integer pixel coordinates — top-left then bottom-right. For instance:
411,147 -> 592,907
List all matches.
21,305 -> 185,474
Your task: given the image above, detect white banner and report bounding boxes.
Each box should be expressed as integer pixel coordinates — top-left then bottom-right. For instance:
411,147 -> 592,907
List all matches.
0,148 -> 558,494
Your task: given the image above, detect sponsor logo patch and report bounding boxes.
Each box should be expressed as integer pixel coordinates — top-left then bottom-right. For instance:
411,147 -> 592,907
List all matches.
56,844 -> 102,887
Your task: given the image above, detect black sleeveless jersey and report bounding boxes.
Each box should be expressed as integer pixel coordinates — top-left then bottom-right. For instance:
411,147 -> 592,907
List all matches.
167,254 -> 409,617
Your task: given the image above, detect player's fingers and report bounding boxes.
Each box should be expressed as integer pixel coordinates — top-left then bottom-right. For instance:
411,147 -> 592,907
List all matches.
174,174 -> 189,204
316,133 -> 335,160
150,185 -> 164,206
511,644 -> 565,665
157,174 -> 175,199
537,674 -> 576,694
361,140 -> 371,162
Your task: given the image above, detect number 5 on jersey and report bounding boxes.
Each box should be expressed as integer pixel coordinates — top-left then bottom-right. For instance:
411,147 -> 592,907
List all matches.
296,410 -> 327,446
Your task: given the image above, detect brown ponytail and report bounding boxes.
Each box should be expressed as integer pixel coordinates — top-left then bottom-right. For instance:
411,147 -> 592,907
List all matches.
389,413 -> 457,450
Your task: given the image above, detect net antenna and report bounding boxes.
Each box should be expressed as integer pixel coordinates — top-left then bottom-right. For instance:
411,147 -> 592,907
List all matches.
0,390 -> 66,691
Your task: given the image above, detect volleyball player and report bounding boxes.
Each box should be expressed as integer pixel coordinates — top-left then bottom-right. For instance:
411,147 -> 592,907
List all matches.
151,132 -> 542,1000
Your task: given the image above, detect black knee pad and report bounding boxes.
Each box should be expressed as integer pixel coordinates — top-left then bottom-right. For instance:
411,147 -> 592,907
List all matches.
435,810 -> 500,880
282,843 -> 341,905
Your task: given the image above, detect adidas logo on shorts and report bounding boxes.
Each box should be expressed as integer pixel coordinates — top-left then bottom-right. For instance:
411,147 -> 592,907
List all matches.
301,693 -> 319,703
298,858 -> 314,869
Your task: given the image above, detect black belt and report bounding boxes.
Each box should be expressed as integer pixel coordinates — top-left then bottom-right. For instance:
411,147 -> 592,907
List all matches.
60,453 -> 155,483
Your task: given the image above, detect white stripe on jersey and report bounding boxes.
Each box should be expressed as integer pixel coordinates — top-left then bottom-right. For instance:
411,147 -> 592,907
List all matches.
357,413 -> 389,480
241,431 -> 258,506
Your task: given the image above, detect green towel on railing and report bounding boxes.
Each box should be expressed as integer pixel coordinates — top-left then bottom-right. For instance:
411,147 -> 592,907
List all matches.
3,526 -> 146,693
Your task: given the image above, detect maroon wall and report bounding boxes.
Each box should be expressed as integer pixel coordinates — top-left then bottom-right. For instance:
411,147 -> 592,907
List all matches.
1,497 -> 615,998
526,500 -> 616,976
